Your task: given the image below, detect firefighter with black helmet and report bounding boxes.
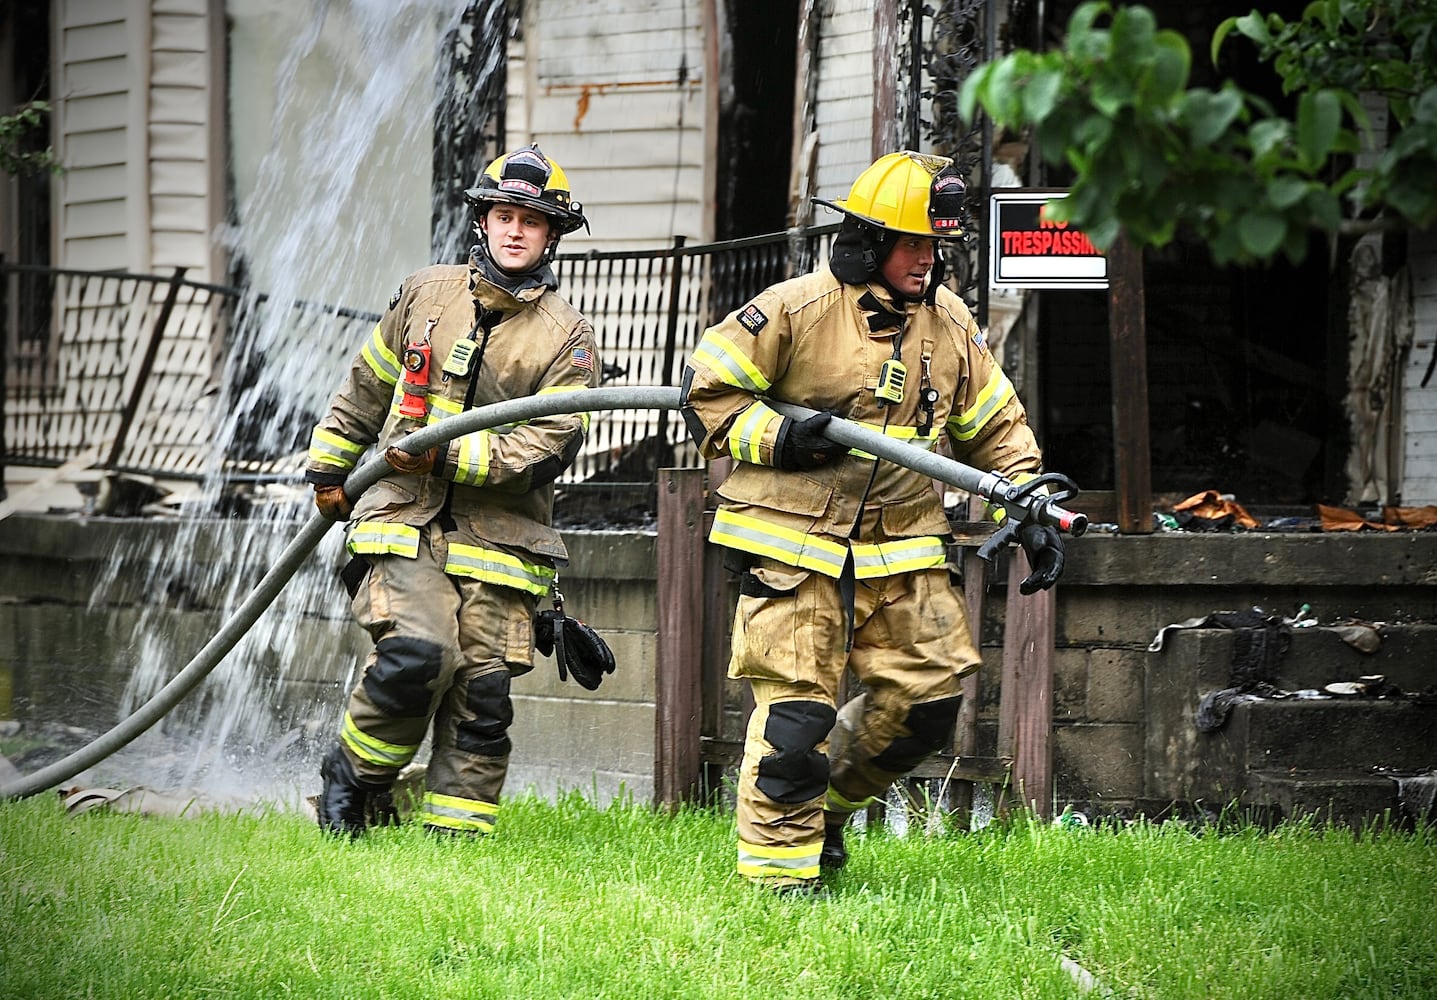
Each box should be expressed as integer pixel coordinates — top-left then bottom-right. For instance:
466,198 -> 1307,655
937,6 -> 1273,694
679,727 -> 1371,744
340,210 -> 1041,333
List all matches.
305,144 -> 603,839
680,150 -> 1064,894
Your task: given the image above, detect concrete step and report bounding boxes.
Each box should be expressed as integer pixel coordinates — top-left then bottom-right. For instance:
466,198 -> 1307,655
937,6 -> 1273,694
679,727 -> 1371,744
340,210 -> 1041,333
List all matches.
1247,768 -> 1433,828
1230,698 -> 1437,773
1278,624 -> 1437,693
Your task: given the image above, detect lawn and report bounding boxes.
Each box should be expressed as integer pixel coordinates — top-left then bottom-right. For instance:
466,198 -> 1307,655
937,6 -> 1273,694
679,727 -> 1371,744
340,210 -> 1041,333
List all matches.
1,793 -> 1433,999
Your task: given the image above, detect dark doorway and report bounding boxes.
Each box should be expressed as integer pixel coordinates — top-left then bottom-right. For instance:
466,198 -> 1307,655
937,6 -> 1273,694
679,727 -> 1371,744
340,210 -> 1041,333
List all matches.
4,0 -> 52,268
1035,0 -> 1340,506
715,1 -> 798,240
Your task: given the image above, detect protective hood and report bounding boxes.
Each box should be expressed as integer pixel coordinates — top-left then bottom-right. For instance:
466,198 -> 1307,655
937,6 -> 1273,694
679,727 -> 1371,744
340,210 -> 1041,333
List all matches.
828,216 -> 900,285
467,242 -> 558,300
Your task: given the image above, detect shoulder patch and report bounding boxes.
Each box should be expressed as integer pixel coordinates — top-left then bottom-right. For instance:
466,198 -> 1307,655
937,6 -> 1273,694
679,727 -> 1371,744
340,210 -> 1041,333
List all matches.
737,302 -> 768,335
972,329 -> 987,353
388,285 -> 403,312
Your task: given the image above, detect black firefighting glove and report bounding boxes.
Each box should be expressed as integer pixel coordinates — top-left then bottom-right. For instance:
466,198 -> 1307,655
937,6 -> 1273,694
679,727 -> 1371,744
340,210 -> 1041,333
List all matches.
535,610 -> 616,691
776,411 -> 846,471
1017,521 -> 1065,595
313,484 -> 352,522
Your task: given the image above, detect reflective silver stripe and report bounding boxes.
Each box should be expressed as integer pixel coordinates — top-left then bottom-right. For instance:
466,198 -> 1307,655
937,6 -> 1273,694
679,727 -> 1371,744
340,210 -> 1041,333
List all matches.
947,368 -> 1014,441
709,508 -> 847,577
308,427 -> 364,470
445,543 -> 555,596
347,522 -> 421,558
452,430 -> 491,486
361,324 -> 400,385
692,331 -> 771,393
850,536 -> 947,578
726,400 -> 783,465
422,791 -> 499,834
736,838 -> 821,880
341,712 -> 418,768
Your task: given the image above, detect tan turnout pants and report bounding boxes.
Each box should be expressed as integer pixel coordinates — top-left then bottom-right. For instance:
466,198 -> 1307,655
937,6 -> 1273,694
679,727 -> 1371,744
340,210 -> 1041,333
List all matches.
729,556 -> 978,883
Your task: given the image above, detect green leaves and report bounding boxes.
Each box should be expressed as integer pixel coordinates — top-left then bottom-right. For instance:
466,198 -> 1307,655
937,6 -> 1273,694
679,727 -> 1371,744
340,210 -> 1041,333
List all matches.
1296,90 -> 1341,167
1184,88 -> 1244,146
0,101 -> 62,178
963,0 -> 1437,265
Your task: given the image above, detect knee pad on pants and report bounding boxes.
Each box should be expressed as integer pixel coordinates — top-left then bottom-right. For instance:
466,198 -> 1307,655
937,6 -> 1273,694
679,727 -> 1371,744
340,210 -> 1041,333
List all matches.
756,700 -> 837,804
456,671 -> 514,757
871,696 -> 962,772
364,636 -> 444,717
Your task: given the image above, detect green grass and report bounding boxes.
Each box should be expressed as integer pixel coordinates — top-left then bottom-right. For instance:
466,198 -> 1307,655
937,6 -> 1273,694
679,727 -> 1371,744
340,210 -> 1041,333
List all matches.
1,793 -> 1433,999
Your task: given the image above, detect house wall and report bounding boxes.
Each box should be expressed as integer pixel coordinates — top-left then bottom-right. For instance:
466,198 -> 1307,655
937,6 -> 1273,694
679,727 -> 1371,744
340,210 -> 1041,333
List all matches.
809,0 -> 874,209
522,0 -> 709,251
1401,228 -> 1437,505
52,0 -> 224,280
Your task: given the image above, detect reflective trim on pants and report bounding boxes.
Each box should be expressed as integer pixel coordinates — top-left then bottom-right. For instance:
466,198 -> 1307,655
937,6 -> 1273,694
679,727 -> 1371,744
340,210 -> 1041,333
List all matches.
736,838 -> 821,881
421,791 -> 499,834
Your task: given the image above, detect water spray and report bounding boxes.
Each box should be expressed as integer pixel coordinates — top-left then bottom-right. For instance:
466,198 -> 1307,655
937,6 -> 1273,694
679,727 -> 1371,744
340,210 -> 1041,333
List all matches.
0,386 -> 1085,800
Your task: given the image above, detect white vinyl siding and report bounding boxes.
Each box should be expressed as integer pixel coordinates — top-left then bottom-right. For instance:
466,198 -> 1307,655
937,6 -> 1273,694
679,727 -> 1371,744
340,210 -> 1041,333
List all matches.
811,0 -> 874,209
56,2 -> 135,271
149,0 -> 218,277
523,0 -> 706,251
1401,228 -> 1437,505
54,0 -> 222,279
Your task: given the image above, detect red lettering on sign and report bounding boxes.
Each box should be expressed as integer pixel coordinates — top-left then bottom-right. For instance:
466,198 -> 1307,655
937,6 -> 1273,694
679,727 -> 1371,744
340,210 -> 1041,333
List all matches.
1000,227 -> 1100,255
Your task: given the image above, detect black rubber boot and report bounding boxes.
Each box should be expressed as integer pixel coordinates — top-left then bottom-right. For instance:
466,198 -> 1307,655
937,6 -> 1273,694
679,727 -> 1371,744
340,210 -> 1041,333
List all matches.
318,745 -> 388,839
820,816 -> 848,870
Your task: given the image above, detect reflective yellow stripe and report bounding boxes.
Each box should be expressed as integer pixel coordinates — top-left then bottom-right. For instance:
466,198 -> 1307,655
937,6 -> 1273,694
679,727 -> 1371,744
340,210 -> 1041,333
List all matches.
692,331 -> 771,393
361,324 -> 400,385
845,419 -> 939,461
726,400 -> 783,464
452,430 -> 492,486
709,509 -> 848,577
850,536 -> 947,578
712,511 -> 945,580
538,384 -> 592,432
445,542 -> 555,596
421,791 -> 499,834
948,368 -> 1014,442
347,522 -> 421,558
423,386 -> 590,435
308,427 -> 364,470
341,712 -> 418,768
737,838 -> 822,880
428,395 -> 462,416
825,785 -> 877,815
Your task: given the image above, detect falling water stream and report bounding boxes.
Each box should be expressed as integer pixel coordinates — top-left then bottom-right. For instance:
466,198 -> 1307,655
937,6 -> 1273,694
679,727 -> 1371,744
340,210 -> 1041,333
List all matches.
74,0 -> 489,808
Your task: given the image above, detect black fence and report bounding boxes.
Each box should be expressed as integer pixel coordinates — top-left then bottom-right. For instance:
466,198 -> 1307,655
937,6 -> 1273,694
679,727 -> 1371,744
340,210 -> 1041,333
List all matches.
0,225 -> 837,505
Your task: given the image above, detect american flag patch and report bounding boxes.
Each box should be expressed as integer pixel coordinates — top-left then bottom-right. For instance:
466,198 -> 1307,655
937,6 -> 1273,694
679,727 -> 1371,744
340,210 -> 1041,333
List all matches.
972,330 -> 987,352
571,347 -> 594,371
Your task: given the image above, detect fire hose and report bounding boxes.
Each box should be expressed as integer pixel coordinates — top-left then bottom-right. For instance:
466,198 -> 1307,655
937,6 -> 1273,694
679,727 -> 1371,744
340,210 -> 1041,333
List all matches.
0,385 -> 1085,800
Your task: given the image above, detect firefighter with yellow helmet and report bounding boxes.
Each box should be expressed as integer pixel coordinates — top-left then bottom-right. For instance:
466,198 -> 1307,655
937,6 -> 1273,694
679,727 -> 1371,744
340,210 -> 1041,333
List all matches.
304,144 -> 603,838
680,150 -> 1064,894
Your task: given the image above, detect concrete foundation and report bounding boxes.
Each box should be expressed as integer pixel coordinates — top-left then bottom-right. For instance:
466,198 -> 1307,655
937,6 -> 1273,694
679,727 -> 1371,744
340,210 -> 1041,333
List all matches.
2,514 -> 1434,823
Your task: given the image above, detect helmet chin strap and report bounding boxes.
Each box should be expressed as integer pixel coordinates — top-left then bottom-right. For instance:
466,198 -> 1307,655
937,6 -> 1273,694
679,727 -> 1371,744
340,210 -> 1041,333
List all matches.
924,246 -> 945,306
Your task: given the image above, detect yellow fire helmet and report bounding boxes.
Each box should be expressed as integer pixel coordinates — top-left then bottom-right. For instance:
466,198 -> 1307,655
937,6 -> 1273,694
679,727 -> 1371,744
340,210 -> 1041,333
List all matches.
816,150 -> 966,238
464,144 -> 589,236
